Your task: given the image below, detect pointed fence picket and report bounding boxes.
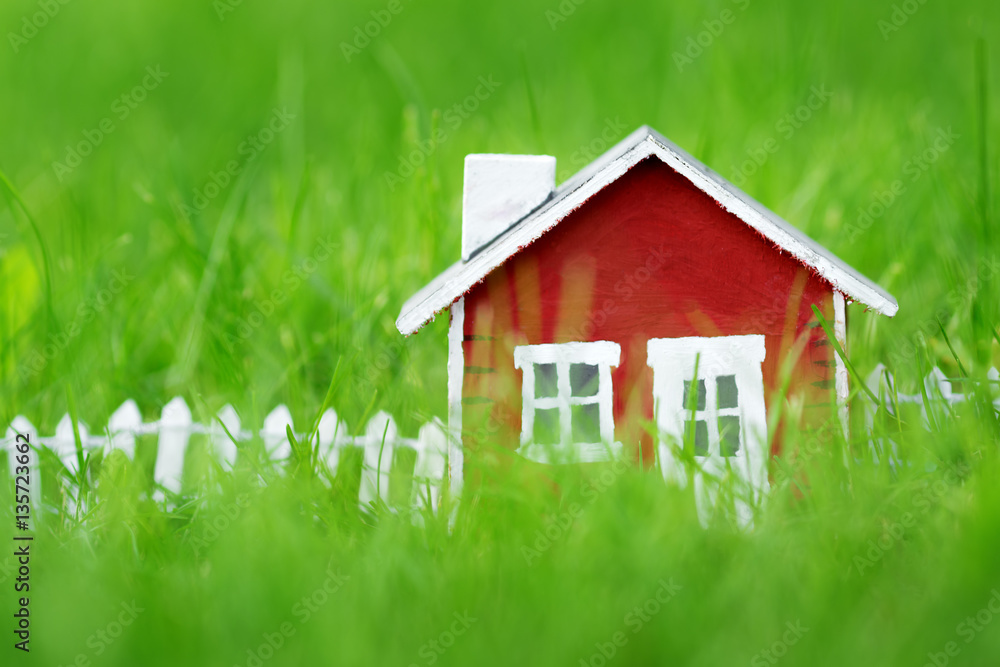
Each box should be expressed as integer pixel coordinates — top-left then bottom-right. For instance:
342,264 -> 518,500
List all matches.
0,398 -> 451,515
155,397 -> 192,497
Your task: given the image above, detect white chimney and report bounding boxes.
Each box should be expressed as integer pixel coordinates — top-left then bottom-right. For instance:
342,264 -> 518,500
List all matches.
462,154 -> 556,261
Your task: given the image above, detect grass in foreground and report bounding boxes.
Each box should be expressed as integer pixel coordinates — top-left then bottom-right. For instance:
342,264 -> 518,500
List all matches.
2,387 -> 1000,666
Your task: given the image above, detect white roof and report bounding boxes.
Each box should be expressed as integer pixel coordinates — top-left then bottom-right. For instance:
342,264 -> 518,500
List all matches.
397,125 -> 898,335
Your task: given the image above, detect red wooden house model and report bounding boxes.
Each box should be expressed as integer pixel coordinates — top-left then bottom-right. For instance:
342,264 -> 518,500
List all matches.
397,126 -> 897,505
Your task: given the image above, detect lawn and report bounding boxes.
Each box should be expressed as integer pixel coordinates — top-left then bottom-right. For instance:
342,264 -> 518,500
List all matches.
1,0 -> 999,665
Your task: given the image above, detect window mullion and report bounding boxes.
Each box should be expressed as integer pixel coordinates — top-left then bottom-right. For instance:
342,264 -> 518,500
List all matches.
557,361 -> 573,445
521,363 -> 536,446
597,364 -> 613,444
705,375 -> 721,456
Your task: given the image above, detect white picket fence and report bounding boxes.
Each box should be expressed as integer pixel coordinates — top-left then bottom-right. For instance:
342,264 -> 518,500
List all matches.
3,365 -> 997,513
1,397 -> 451,513
863,364 -> 1000,463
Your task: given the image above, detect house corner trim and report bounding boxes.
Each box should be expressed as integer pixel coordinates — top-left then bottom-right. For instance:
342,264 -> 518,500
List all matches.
833,291 -> 850,438
447,297 -> 465,496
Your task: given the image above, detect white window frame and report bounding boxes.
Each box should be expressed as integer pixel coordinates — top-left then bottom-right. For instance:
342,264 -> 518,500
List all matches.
647,335 -> 769,524
669,368 -> 745,458
513,341 -> 621,464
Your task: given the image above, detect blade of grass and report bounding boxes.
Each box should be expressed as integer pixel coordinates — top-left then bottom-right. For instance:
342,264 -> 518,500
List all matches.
355,390 -> 379,441
519,47 -> 545,153
308,356 -> 343,441
64,383 -> 86,486
375,418 -> 390,501
0,168 -> 57,329
938,322 -> 970,379
169,166 -> 254,387
811,304 -> 880,405
975,38 -> 991,236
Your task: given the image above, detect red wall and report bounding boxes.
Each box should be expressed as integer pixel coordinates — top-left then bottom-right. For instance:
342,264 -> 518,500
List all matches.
461,157 -> 835,467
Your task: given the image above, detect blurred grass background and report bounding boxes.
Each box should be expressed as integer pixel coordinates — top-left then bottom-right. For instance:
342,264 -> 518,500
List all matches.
0,0 -> 998,665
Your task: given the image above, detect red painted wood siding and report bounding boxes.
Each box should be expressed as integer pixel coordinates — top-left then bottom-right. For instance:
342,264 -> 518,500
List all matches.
461,157 -> 835,467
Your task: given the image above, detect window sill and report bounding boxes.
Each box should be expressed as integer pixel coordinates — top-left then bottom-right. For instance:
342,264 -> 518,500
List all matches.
516,441 -> 624,465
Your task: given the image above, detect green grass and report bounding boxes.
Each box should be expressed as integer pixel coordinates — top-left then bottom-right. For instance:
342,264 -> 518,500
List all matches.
0,0 -> 999,664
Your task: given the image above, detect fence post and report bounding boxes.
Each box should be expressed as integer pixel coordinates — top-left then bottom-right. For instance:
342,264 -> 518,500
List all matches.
316,409 -> 341,476
990,367 -> 1000,413
921,367 -> 952,429
211,404 -> 242,468
262,405 -> 294,461
53,413 -> 90,477
107,399 -> 143,459
864,363 -> 900,465
154,397 -> 192,497
360,411 -> 396,506
414,418 -> 447,512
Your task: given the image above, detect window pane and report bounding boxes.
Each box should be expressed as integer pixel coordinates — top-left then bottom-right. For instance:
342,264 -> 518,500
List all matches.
718,375 -> 739,409
535,363 -> 558,398
685,419 -> 709,456
571,403 -> 602,443
719,416 -> 741,456
683,379 -> 706,411
570,363 -> 599,397
534,408 -> 560,445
